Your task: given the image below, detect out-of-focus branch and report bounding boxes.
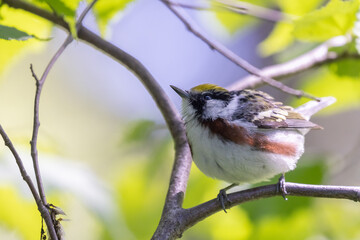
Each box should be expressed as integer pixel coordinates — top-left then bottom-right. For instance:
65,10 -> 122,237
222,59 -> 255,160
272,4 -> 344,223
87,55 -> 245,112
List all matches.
162,0 -> 319,100
1,0 -> 192,239
0,1 -> 98,239
29,0 -> 97,207
213,0 -> 296,22
169,0 -> 295,22
228,35 -> 354,90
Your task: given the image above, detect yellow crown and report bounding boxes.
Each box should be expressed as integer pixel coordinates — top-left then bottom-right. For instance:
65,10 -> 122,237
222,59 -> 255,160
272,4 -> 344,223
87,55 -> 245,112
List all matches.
191,84 -> 228,93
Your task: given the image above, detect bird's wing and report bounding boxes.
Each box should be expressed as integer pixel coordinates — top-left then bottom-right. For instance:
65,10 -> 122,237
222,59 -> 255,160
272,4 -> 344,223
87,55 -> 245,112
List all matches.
238,90 -> 321,129
232,89 -> 331,130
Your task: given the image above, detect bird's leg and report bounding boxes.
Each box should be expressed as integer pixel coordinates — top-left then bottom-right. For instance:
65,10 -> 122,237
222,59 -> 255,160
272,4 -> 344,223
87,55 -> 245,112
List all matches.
217,183 -> 238,213
277,173 -> 288,200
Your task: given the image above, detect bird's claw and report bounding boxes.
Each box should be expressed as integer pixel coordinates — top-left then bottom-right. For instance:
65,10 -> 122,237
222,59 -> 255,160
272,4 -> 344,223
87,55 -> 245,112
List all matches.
277,174 -> 288,200
217,189 -> 231,213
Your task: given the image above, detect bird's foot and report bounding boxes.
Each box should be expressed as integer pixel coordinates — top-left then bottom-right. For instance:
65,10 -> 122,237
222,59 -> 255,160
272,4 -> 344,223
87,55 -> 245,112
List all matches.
217,183 -> 237,213
277,174 -> 288,200
217,189 -> 231,213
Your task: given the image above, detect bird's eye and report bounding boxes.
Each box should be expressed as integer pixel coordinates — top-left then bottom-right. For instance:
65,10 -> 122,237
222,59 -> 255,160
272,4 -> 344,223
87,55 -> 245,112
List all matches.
204,95 -> 212,100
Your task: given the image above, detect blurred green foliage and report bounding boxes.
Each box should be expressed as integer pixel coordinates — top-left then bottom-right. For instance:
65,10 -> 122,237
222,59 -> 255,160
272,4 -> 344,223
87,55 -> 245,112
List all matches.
0,0 -> 360,239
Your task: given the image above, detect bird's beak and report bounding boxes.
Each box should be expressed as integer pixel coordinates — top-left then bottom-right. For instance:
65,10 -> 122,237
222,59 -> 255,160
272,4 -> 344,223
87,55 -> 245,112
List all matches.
170,85 -> 189,99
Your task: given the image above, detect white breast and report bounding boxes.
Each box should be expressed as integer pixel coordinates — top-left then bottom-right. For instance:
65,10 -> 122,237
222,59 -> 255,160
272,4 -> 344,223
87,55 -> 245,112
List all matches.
185,119 -> 305,184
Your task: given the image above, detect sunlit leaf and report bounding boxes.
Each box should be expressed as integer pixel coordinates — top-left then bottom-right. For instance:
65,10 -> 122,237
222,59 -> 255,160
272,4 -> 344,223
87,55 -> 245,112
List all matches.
294,0 -> 359,42
294,67 -> 360,113
0,187 -> 40,240
93,0 -> 135,37
259,0 -> 323,56
0,5 -> 51,74
44,0 -> 75,16
276,0 -> 323,15
354,7 -> 360,54
212,6 -> 255,35
258,22 -> 294,56
34,0 -> 79,37
211,0 -> 277,34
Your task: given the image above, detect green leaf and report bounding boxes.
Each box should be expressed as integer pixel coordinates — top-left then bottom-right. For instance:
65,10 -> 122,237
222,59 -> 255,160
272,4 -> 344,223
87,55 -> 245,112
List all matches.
258,0 -> 323,56
211,0 -> 268,34
294,67 -> 360,113
44,0 -> 76,16
294,0 -> 359,42
354,7 -> 360,54
0,24 -> 37,41
276,0 -> 323,15
35,0 -> 79,37
258,22 -> 294,56
122,119 -> 157,144
329,58 -> 360,78
93,0 -> 135,37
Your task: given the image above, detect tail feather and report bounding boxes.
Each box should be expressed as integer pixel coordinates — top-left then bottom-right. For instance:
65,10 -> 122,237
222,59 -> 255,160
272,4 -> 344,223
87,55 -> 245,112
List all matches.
295,97 -> 336,121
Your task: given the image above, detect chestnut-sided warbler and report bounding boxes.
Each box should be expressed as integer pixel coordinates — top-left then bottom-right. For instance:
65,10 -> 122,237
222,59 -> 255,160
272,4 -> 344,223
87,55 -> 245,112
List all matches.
171,84 -> 336,211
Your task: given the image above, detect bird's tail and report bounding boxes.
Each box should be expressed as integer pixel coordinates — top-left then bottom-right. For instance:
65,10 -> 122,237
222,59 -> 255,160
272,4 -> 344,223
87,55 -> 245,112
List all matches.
295,96 -> 336,121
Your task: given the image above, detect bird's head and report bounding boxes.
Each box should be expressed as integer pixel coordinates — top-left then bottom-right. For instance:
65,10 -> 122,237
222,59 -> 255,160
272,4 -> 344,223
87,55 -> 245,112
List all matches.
171,84 -> 234,121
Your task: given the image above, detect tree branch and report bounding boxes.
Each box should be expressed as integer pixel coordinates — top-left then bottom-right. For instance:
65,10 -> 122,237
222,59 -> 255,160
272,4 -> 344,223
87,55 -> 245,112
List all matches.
182,182 -> 360,230
0,125 -> 56,239
162,0 -> 319,100
4,1 -> 360,240
2,0 -> 192,237
0,1 -> 98,239
213,0 -> 296,22
169,0 -> 295,22
228,35 -> 354,90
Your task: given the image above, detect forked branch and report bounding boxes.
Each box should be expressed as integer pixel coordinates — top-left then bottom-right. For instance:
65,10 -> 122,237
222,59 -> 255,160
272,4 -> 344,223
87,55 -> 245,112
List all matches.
2,1 -> 360,240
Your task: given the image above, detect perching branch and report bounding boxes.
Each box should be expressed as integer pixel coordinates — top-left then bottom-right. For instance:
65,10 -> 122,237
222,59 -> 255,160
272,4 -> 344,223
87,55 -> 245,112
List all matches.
228,35 -> 354,90
162,0 -> 319,100
152,181 -> 360,239
182,183 -> 360,233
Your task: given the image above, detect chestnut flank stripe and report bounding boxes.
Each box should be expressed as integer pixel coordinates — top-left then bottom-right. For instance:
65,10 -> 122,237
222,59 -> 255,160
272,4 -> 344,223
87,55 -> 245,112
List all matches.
202,118 -> 297,157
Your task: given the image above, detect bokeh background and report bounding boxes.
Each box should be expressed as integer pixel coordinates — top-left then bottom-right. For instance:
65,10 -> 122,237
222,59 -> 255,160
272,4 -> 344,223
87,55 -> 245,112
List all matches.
1,0 -> 360,239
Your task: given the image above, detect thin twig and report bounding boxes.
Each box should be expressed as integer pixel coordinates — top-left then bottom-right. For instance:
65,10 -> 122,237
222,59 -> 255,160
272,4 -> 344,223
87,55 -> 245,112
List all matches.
162,0 -> 319,100
5,1 -> 360,240
213,0 -> 296,22
29,35 -> 73,206
77,0 -> 98,27
2,0 -> 191,238
27,1 -> 97,239
0,125 -> 55,239
228,35 -> 353,90
169,0 -> 295,22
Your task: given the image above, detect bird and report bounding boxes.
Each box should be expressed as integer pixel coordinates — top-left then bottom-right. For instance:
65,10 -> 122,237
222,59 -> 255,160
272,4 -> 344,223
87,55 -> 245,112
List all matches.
171,83 -> 336,212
